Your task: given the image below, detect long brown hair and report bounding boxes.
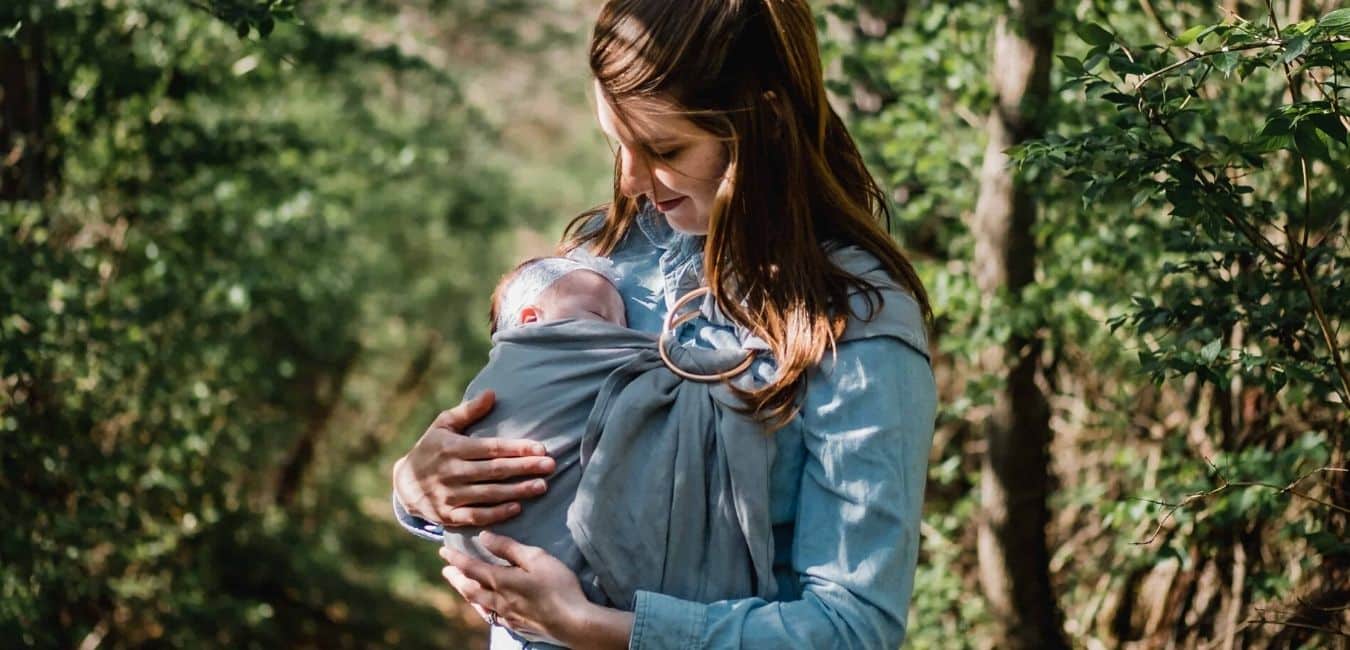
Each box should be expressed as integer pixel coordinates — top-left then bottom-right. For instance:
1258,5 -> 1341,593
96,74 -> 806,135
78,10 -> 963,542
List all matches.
565,0 -> 932,426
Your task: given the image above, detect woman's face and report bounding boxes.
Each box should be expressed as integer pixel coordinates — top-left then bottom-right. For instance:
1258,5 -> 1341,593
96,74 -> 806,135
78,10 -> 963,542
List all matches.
594,82 -> 729,235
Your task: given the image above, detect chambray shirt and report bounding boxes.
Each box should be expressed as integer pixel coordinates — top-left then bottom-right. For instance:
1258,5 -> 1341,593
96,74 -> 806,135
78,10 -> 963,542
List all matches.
395,208 -> 937,649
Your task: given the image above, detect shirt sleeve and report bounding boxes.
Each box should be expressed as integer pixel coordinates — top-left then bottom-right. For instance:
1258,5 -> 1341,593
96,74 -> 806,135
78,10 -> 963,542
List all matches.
391,492 -> 448,543
628,336 -> 937,650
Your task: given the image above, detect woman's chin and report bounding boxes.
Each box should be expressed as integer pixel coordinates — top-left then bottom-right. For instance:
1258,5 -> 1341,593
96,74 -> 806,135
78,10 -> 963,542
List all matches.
662,206 -> 710,236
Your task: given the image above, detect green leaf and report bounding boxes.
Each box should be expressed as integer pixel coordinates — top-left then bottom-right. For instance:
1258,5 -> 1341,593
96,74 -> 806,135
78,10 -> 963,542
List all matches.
1108,53 -> 1149,75
1318,8 -> 1350,33
1260,116 -> 1292,137
1076,22 -> 1114,47
1201,339 -> 1222,363
1058,55 -> 1086,76
1085,80 -> 1114,97
921,4 -> 950,32
1291,19 -> 1317,35
1280,35 -> 1309,64
1172,25 -> 1207,47
1102,92 -> 1136,106
1084,51 -> 1108,72
1295,121 -> 1331,161
1308,112 -> 1348,144
1131,187 -> 1154,208
1212,52 -> 1239,76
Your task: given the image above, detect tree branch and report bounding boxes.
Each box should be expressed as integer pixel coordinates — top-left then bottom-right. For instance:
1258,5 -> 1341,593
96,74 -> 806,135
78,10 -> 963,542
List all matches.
1133,465 -> 1350,545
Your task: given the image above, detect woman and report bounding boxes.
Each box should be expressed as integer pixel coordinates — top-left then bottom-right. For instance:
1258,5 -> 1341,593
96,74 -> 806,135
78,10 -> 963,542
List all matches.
391,1 -> 937,647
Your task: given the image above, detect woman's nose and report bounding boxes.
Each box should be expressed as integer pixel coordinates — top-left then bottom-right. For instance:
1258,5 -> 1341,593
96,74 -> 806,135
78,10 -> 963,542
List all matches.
617,146 -> 653,199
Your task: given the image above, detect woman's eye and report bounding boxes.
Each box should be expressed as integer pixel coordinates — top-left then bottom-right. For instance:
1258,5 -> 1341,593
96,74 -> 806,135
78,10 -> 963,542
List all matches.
655,147 -> 683,160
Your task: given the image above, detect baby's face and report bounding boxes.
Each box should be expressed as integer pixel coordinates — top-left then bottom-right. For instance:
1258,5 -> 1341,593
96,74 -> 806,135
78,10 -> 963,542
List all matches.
522,270 -> 627,327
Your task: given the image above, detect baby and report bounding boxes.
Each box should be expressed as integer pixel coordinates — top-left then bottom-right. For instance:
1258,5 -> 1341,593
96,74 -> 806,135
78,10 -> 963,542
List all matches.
488,256 -> 626,333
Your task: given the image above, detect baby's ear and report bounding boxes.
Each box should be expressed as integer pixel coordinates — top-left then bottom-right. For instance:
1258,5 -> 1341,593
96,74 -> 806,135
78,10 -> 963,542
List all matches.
519,306 -> 541,325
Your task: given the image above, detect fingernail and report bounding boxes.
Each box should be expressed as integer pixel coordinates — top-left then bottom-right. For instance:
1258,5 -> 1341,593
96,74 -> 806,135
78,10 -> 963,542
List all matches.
537,460 -> 553,472
531,479 -> 547,492
507,503 -> 521,514
531,443 -> 546,455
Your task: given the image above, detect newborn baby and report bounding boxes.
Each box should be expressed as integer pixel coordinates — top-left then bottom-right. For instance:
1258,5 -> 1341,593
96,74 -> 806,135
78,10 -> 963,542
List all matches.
488,256 -> 626,333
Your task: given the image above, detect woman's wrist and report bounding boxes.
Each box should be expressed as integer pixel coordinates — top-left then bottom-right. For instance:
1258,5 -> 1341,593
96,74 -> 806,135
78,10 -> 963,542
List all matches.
556,601 -> 633,650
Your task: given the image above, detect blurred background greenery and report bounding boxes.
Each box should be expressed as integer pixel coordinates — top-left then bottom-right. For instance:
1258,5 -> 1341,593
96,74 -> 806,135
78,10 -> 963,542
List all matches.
2,0 -> 1345,648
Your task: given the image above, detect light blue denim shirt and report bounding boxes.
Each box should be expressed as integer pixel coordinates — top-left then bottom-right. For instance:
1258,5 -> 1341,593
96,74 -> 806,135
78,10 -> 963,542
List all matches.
395,208 -> 937,649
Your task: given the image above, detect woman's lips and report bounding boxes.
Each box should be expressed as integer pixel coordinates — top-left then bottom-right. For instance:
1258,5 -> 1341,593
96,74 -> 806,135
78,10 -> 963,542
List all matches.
654,196 -> 686,212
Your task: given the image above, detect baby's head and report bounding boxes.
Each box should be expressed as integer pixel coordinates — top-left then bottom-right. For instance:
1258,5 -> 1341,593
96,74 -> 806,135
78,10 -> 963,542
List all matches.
489,257 -> 626,334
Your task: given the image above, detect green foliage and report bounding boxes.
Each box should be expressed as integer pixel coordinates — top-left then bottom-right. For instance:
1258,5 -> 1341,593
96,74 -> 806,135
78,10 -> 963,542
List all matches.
1,0 -> 564,646
824,0 -> 1347,646
1020,9 -> 1350,403
196,0 -> 297,38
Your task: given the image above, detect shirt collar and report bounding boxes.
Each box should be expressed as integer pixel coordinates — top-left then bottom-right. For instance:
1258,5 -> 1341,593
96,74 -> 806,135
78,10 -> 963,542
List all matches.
634,204 -> 679,250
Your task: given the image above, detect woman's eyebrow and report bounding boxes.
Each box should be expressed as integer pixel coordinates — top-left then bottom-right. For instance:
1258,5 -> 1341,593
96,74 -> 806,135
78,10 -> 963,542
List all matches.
619,137 -> 684,152
603,128 -> 680,146
600,120 -> 682,150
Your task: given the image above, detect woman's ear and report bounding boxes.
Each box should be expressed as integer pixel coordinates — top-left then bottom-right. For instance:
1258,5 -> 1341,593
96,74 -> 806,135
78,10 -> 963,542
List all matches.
518,306 -> 541,325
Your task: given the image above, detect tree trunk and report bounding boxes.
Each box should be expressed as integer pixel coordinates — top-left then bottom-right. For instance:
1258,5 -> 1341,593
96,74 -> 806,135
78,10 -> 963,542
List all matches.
273,348 -> 358,508
969,0 -> 1067,647
1,22 -> 57,200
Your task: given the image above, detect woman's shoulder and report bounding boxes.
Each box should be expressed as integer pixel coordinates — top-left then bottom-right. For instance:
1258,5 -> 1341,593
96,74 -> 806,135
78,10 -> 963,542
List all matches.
823,240 -> 900,289
824,242 -> 929,361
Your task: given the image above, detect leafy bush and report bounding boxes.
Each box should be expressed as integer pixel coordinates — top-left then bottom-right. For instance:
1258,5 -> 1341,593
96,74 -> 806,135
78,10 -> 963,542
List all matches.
825,0 -> 1347,646
1,1 -> 548,646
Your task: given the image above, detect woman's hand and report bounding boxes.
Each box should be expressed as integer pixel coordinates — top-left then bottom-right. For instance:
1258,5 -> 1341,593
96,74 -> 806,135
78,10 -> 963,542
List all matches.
392,391 -> 556,527
440,532 -> 633,650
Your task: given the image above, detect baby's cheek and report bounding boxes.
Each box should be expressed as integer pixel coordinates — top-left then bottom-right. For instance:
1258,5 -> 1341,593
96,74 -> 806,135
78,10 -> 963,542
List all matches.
608,291 -> 628,327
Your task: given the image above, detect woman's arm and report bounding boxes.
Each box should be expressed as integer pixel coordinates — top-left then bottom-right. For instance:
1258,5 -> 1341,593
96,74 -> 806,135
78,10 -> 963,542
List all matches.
627,337 -> 937,649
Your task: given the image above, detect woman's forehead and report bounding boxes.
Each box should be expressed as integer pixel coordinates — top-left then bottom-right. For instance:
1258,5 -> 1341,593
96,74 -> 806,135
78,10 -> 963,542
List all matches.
593,83 -> 704,144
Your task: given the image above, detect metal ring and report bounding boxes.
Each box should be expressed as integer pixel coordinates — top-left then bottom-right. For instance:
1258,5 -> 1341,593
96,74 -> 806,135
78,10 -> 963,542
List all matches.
657,287 -> 755,383
487,610 -> 500,627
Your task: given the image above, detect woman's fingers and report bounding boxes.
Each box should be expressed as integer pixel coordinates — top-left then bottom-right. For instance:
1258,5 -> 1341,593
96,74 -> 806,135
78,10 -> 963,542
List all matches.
442,546 -> 512,590
454,436 -> 549,461
441,562 -> 501,612
410,460 -> 551,525
448,455 -> 555,483
452,478 -> 548,505
442,503 -> 522,527
478,531 -> 546,569
431,390 -> 496,432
